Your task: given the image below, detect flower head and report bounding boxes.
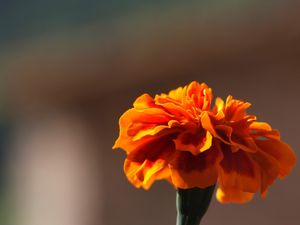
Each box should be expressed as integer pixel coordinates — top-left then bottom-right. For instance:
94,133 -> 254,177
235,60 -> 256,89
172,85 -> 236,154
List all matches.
113,81 -> 296,203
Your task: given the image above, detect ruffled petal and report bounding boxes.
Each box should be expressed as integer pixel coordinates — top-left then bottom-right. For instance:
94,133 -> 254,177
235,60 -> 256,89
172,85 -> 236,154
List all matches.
154,97 -> 194,120
156,81 -> 212,118
124,159 -> 171,189
201,112 -> 231,144
124,136 -> 176,189
216,187 -> 254,203
167,85 -> 188,103
202,112 -> 258,153
133,93 -> 156,109
169,143 -> 223,189
230,132 -> 258,153
113,107 -> 173,152
254,137 -> 296,178
251,149 -> 280,194
224,96 -> 251,122
186,81 -> 212,110
249,122 -> 280,141
249,121 -> 272,131
212,97 -> 225,119
173,126 -> 212,155
127,134 -> 176,163
217,143 -> 261,193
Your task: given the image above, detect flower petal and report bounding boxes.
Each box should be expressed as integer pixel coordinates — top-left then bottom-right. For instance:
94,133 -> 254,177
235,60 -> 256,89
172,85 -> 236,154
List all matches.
216,187 -> 254,203
254,137 -> 296,178
217,143 -> 261,193
224,96 -> 251,122
124,136 -> 176,189
133,93 -> 156,109
169,143 -> 223,189
230,132 -> 258,153
113,107 -> 173,152
124,159 -> 171,189
173,128 -> 212,155
251,149 -> 280,194
186,81 -> 212,110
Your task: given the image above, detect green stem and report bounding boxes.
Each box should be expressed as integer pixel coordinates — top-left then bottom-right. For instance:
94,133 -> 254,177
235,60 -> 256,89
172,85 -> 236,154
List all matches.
176,185 -> 215,225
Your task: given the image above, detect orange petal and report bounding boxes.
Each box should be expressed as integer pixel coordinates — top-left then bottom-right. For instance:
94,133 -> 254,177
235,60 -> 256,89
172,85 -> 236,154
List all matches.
124,159 -> 170,189
249,121 -> 272,131
217,143 -> 261,193
124,136 -> 176,189
113,107 -> 172,151
224,96 -> 251,122
230,132 -> 258,153
254,137 -> 296,178
127,134 -> 176,163
133,93 -> 156,109
201,112 -> 234,144
212,97 -> 225,119
169,143 -> 222,189
249,122 -> 280,140
186,81 -> 212,110
167,86 -> 188,103
251,149 -> 280,194
173,129 -> 212,155
215,97 -> 224,112
132,120 -> 180,141
201,112 -> 219,137
214,125 -> 233,144
230,115 -> 256,131
154,97 -> 193,119
202,112 -> 258,153
216,187 -> 254,203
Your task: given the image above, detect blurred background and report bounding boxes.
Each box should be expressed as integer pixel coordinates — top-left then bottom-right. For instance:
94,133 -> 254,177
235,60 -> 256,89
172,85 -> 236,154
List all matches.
0,0 -> 300,225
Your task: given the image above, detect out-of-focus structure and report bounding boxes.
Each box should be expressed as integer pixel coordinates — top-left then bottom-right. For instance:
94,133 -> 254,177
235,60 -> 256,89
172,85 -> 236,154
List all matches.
0,1 -> 300,225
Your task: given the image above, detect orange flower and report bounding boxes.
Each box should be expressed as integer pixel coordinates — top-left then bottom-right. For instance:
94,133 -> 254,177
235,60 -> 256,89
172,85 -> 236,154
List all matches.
113,81 -> 296,203
202,96 -> 296,203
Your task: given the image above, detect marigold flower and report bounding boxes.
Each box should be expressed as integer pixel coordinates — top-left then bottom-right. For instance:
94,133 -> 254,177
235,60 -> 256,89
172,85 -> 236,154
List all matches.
113,81 -> 296,203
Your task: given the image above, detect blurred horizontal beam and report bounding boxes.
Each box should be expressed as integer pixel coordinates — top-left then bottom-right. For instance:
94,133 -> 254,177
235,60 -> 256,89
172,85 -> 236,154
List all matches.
1,1 -> 300,113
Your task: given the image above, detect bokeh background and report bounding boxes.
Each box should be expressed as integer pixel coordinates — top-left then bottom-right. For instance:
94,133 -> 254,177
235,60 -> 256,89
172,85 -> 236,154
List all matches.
0,1 -> 300,225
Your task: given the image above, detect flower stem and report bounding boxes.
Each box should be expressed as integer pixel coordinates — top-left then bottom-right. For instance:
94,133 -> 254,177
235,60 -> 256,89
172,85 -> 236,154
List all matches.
176,185 -> 215,225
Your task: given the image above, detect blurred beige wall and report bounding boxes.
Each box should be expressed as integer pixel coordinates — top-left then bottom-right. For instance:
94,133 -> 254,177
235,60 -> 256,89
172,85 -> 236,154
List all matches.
10,113 -> 102,225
